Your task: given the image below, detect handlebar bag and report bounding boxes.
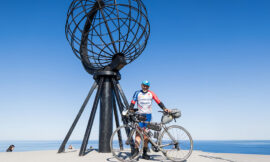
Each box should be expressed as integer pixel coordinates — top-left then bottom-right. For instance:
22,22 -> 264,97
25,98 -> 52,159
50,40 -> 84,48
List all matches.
171,109 -> 181,118
161,115 -> 173,124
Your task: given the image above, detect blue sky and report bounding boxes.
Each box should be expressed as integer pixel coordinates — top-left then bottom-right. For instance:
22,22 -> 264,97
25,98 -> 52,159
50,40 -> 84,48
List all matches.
0,0 -> 269,141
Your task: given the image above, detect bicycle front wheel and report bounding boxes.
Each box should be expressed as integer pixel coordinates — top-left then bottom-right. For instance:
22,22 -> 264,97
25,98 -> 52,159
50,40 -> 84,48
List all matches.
159,125 -> 193,162
110,125 -> 144,161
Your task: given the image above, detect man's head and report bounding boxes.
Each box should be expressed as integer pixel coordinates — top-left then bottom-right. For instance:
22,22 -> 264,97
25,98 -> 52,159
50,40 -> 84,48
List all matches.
9,145 -> 15,151
141,80 -> 150,92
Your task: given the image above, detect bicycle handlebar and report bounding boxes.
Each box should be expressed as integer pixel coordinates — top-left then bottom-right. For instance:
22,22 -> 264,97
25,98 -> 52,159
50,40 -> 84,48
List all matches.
122,109 -> 148,123
125,109 -> 179,123
158,110 -> 175,115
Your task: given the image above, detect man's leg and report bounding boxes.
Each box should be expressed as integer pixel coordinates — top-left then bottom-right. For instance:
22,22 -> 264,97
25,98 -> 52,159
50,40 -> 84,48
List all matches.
142,130 -> 150,160
142,114 -> 151,160
143,133 -> 149,148
131,124 -> 143,158
135,132 -> 141,148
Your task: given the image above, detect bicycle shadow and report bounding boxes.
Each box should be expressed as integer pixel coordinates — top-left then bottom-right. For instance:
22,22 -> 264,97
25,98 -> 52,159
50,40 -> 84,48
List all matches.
106,154 -> 187,162
150,154 -> 186,162
106,157 -> 119,162
150,154 -> 167,161
106,152 -> 135,162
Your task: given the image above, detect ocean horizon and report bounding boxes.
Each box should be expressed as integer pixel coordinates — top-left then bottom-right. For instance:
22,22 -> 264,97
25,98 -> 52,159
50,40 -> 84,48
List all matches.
1,140 -> 270,155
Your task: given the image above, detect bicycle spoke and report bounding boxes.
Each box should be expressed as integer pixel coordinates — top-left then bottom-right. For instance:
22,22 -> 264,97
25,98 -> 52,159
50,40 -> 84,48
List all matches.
160,125 -> 193,161
110,125 -> 144,161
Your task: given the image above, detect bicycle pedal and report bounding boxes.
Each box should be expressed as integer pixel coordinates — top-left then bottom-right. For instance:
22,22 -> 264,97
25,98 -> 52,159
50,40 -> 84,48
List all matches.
151,145 -> 159,152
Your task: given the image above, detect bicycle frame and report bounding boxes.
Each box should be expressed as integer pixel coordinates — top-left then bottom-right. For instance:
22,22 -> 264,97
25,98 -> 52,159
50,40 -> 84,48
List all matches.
111,110 -> 193,162
127,121 -> 180,155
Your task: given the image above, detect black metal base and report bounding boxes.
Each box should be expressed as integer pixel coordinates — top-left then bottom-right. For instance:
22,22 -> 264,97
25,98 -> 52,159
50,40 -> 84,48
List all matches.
57,71 -> 130,155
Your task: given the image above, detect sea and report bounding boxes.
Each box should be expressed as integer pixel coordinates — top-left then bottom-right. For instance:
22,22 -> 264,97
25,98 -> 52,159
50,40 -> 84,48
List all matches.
1,140 -> 270,155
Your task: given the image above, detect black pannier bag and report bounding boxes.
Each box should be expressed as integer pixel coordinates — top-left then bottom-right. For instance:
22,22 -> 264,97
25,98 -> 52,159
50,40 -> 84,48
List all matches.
137,114 -> 147,121
147,122 -> 161,131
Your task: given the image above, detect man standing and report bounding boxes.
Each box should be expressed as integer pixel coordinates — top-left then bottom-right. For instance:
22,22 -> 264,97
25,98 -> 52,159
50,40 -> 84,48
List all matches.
129,80 -> 170,160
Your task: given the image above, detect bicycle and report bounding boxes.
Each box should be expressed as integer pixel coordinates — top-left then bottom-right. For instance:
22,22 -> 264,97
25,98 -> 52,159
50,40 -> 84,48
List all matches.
110,109 -> 193,161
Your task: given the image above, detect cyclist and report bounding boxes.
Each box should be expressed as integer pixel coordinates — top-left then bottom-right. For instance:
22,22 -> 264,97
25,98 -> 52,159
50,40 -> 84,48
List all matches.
129,80 -> 170,160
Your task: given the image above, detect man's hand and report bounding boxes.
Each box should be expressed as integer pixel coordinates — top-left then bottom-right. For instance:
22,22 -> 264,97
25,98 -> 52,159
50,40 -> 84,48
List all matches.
129,108 -> 135,113
164,108 -> 171,113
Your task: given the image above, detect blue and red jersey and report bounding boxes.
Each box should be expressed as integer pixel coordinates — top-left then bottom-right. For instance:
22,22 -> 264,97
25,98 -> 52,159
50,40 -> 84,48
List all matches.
131,90 -> 161,114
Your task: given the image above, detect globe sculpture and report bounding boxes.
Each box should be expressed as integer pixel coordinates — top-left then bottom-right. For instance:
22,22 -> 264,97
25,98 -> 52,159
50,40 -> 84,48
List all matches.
58,0 -> 150,155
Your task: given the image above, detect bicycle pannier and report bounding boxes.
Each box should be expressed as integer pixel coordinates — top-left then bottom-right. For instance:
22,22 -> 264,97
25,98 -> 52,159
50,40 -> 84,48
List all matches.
147,122 -> 161,131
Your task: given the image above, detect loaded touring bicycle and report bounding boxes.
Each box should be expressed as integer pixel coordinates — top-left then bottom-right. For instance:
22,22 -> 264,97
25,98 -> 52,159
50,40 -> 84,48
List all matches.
110,109 -> 193,161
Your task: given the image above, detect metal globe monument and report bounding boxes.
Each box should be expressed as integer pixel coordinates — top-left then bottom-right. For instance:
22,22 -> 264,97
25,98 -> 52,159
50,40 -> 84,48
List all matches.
58,0 -> 150,155
66,0 -> 150,74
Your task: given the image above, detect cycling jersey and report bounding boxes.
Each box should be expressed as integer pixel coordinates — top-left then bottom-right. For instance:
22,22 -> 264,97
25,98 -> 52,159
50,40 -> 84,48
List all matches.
131,90 -> 161,114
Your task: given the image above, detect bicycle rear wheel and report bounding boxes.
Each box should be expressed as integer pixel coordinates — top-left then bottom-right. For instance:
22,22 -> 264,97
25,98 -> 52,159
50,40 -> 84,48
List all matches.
159,125 -> 193,162
110,125 -> 144,161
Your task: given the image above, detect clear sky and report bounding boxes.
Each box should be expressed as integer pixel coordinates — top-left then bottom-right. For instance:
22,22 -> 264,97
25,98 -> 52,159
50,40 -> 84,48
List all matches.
0,0 -> 269,141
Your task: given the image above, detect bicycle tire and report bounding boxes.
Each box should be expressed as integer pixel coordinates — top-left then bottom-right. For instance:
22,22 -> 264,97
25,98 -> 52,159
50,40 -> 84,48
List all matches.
159,125 -> 193,162
110,125 -> 144,161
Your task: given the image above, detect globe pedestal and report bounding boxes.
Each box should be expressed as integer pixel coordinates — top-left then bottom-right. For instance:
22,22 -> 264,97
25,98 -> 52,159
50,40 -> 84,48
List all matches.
99,76 -> 113,153
58,71 -> 132,154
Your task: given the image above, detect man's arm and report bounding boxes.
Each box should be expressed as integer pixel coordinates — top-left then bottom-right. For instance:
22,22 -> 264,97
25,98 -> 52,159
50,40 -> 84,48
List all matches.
129,101 -> 135,110
158,102 -> 166,110
149,90 -> 168,111
129,91 -> 139,110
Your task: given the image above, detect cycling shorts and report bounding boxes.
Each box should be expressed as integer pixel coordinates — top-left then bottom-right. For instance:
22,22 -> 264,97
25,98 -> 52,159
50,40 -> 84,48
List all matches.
138,113 -> 152,128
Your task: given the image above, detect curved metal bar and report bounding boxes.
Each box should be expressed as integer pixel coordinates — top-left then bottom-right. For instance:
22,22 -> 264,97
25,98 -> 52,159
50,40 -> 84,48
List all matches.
65,0 -> 150,72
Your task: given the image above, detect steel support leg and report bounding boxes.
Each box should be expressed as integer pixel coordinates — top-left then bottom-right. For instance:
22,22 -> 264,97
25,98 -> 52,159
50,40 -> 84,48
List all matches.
58,81 -> 97,153
111,80 -> 135,150
79,78 -> 104,156
111,79 -> 125,116
112,92 -> 123,150
113,78 -> 130,109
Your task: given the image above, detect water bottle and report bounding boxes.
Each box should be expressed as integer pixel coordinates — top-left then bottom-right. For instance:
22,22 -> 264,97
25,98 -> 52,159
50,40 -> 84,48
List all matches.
154,131 -> 159,139
147,130 -> 153,137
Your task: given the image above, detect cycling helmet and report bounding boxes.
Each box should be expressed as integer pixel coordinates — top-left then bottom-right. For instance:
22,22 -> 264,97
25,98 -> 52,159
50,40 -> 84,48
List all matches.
142,80 -> 150,86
